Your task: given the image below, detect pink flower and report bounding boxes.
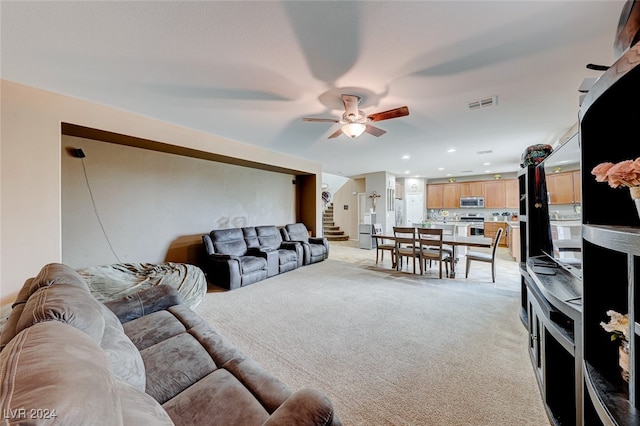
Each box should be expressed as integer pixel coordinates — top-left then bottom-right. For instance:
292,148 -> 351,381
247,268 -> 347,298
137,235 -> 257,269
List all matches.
591,162 -> 614,183
607,160 -> 640,188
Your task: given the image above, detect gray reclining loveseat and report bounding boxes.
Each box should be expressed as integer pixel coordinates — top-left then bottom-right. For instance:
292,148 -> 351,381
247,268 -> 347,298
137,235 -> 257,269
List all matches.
201,226 -> 302,290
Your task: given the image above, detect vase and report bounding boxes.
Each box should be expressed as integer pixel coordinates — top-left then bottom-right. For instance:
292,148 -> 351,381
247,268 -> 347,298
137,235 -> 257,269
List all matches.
630,187 -> 640,218
619,341 -> 630,383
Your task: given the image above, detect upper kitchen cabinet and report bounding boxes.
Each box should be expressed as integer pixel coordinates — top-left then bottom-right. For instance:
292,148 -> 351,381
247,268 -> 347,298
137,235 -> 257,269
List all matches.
505,179 -> 520,209
484,180 -> 506,209
460,181 -> 485,197
546,170 -> 580,204
427,183 -> 460,209
426,184 -> 444,209
572,170 -> 581,203
443,184 -> 461,209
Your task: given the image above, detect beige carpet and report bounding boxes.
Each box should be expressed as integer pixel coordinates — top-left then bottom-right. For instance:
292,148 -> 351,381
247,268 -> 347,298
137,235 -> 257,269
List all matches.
195,242 -> 549,425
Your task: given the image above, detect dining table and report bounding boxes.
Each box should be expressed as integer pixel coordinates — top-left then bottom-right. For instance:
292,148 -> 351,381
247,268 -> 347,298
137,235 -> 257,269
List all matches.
373,233 -> 492,278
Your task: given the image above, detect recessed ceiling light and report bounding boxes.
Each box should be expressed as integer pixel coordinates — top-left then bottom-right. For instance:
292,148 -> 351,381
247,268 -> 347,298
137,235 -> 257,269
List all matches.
447,148 -> 456,153
485,170 -> 492,173
404,170 -> 410,174
402,155 -> 411,160
483,162 -> 491,166
438,167 -> 445,171
446,173 -> 452,177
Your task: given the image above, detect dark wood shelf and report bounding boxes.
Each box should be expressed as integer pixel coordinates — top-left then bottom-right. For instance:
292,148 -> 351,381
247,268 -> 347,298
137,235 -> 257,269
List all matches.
585,362 -> 639,426
583,225 -> 640,256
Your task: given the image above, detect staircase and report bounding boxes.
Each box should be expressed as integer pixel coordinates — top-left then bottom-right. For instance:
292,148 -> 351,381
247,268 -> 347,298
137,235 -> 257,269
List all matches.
323,203 -> 349,241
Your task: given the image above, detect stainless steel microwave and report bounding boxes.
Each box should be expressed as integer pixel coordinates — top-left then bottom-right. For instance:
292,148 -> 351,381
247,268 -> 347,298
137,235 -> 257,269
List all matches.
459,197 -> 485,208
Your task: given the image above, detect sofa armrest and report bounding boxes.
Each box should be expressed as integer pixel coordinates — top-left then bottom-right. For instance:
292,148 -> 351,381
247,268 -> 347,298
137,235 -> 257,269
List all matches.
310,237 -> 330,259
104,284 -> 183,324
309,237 -> 328,246
279,241 -> 300,251
261,388 -> 341,426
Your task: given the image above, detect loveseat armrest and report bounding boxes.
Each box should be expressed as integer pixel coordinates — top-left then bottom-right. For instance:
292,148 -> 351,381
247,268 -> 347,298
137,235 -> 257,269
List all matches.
261,388 -> 341,426
280,241 -> 300,251
104,284 -> 183,324
310,237 -> 330,258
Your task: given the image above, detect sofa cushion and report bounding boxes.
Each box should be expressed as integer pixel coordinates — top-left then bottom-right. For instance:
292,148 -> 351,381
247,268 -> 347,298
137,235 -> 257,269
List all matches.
3,263 -> 146,392
0,322 -> 124,424
255,225 -> 284,250
124,310 -> 188,351
239,255 -> 267,273
243,226 -> 261,248
141,332 -> 218,404
163,369 -> 270,426
284,223 -> 311,243
0,321 -> 172,426
278,249 -> 298,265
211,228 -> 249,256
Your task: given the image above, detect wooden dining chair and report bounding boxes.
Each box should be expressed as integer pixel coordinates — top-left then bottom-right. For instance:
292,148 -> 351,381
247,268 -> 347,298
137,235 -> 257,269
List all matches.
465,227 -> 503,283
418,228 -> 449,279
373,223 -> 395,266
393,226 -> 420,274
430,223 -> 455,260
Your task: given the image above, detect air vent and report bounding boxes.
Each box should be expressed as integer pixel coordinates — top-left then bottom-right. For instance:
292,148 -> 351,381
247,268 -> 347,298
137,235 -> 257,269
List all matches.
468,96 -> 498,110
476,150 -> 493,155
460,170 -> 474,173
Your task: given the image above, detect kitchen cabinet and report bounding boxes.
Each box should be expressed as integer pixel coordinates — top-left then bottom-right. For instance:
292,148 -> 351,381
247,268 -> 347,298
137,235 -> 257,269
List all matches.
426,183 -> 460,209
505,179 -> 519,209
546,171 -> 577,204
427,178 -> 518,209
484,221 -> 507,247
426,184 -> 444,209
460,181 -> 484,197
442,184 -> 460,209
506,223 -> 520,262
395,182 -> 404,200
484,180 -> 506,209
572,171 -> 581,203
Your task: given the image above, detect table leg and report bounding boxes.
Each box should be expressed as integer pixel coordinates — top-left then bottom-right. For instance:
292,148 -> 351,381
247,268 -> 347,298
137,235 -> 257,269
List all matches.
448,246 -> 457,278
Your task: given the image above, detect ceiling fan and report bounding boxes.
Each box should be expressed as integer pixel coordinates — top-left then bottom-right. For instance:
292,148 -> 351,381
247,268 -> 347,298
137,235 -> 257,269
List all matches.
302,94 -> 409,139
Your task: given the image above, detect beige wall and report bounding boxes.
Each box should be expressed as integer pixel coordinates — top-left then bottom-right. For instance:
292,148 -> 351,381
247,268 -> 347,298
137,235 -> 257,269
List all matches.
331,178 -> 366,240
1,79 -> 322,304
62,136 -> 296,268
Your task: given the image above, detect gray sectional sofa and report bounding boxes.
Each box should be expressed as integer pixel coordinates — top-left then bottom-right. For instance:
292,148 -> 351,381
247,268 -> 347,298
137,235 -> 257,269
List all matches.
202,223 -> 328,290
0,263 -> 341,425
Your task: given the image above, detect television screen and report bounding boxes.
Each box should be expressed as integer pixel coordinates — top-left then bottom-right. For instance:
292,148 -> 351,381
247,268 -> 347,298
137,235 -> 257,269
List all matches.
540,133 -> 582,271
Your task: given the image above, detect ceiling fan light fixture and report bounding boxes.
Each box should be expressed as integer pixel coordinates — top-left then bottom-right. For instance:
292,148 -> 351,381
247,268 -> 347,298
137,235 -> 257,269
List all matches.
342,123 -> 366,138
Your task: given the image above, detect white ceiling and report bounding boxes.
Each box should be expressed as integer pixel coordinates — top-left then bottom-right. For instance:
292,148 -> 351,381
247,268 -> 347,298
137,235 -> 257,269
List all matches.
0,1 -> 626,179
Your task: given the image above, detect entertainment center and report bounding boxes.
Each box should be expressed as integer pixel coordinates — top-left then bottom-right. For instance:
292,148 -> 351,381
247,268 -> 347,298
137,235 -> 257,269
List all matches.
519,2 -> 640,424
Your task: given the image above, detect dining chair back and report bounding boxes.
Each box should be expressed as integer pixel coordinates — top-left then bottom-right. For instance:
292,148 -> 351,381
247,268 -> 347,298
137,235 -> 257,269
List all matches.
418,228 -> 448,278
429,224 -> 455,258
373,223 -> 395,265
393,227 -> 419,274
465,227 -> 503,283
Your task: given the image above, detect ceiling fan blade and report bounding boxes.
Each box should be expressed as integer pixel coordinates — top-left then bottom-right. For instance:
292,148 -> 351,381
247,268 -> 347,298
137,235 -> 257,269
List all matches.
328,128 -> 344,139
302,117 -> 340,123
341,94 -> 360,118
365,125 -> 387,137
367,106 -> 410,122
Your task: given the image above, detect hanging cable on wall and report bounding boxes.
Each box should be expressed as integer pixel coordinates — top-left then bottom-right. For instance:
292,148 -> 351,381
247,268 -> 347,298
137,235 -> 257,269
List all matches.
71,148 -> 122,263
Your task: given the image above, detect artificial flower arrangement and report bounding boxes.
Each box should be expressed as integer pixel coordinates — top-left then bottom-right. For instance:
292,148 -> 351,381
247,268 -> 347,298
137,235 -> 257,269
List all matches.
601,310 -> 630,382
600,310 -> 629,344
592,158 -> 640,189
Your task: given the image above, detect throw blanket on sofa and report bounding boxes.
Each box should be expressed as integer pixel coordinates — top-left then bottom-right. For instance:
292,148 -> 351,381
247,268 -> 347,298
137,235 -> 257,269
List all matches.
77,262 -> 207,309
